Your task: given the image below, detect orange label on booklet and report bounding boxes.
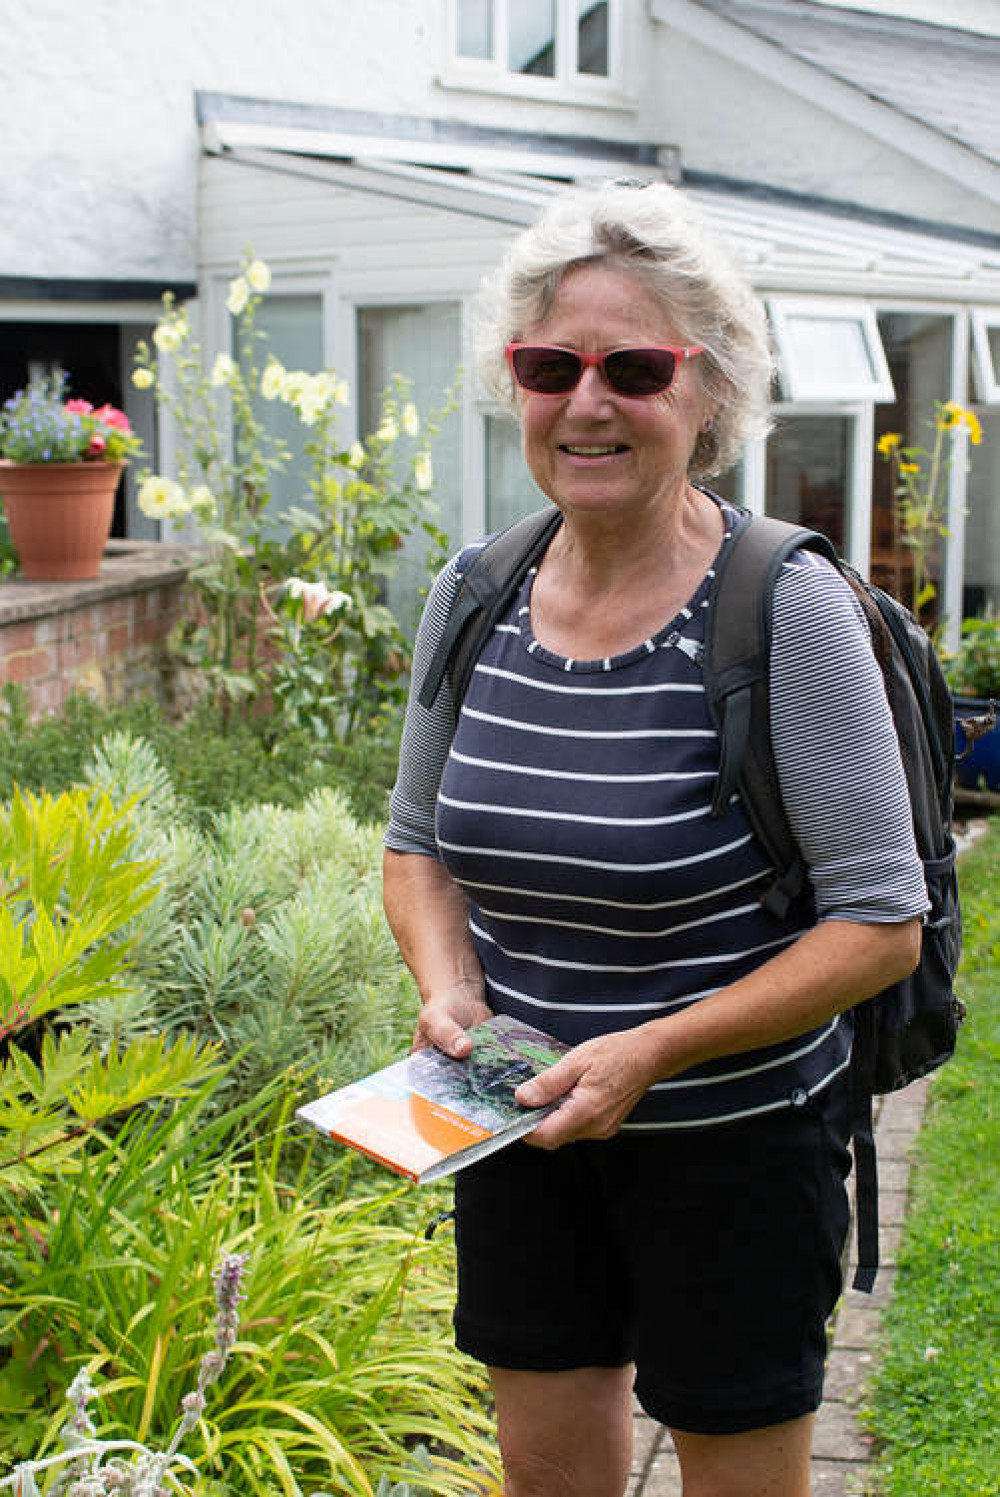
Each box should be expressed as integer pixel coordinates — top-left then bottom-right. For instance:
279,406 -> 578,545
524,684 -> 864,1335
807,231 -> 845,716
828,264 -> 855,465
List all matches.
408,1093 -> 491,1152
331,1094 -> 491,1180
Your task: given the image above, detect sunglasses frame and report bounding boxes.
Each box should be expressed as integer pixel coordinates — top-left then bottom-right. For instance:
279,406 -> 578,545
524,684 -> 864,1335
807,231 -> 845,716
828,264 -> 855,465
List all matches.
505,341 -> 705,397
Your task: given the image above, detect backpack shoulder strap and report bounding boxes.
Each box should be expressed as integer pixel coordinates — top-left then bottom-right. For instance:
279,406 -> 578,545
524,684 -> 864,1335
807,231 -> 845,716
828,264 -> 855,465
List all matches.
417,506 -> 562,714
704,509 -> 839,917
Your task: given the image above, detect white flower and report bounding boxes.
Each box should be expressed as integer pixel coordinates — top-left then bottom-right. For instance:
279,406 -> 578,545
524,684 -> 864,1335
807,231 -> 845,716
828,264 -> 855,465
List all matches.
152,319 -> 185,354
246,258 -> 271,293
210,353 -> 237,387
376,415 -> 399,444
226,276 -> 250,316
280,369 -> 309,404
260,360 -> 286,401
286,577 -> 352,621
924,1345 -> 942,1362
294,373 -> 339,425
414,451 -> 433,492
402,401 -> 420,437
132,367 -> 155,390
333,376 -> 350,407
138,475 -> 190,520
189,484 -> 216,516
347,441 -> 366,469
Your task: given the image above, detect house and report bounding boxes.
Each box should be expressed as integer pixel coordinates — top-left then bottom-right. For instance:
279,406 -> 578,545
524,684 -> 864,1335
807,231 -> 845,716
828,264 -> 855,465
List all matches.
2,0 -> 998,634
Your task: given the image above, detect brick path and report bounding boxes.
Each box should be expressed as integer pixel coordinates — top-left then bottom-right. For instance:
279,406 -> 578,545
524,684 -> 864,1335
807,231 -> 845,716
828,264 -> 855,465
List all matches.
626,1079 -> 931,1497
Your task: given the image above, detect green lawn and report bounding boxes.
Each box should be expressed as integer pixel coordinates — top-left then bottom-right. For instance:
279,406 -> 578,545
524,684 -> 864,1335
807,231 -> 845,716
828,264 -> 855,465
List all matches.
865,816 -> 1000,1496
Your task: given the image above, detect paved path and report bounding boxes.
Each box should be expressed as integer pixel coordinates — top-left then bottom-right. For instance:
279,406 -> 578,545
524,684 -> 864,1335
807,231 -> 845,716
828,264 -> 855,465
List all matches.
626,1079 -> 931,1497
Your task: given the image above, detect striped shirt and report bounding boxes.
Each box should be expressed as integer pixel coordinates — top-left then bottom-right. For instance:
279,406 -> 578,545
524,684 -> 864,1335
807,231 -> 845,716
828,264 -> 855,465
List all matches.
385,502 -> 928,1128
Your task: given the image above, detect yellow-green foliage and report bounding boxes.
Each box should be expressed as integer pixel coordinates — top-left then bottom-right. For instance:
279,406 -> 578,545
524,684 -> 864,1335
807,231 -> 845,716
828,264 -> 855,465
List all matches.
0,785 -> 221,1187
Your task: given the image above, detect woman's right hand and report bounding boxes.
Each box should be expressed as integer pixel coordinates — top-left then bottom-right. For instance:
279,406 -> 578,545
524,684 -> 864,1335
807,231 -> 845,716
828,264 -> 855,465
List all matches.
412,980 -> 493,1060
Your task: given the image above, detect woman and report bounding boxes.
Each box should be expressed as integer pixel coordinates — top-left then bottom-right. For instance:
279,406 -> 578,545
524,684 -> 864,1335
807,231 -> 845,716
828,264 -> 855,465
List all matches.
383,181 -> 925,1497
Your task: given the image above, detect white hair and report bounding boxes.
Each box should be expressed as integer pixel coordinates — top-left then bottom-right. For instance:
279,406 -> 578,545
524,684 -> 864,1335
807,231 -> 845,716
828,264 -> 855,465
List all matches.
474,179 -> 774,478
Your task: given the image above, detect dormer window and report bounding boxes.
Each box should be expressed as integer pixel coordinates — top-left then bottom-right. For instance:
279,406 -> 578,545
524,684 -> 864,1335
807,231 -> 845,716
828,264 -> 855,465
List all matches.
451,0 -> 617,88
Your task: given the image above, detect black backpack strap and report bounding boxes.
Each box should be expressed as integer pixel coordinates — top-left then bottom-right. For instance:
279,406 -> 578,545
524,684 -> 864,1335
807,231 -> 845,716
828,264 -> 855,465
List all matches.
850,997 -> 880,1293
704,509 -> 838,918
417,507 -> 562,714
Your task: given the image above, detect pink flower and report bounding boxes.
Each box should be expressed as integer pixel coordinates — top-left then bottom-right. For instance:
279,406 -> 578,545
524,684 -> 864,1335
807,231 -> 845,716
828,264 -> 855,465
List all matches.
93,403 -> 131,432
87,434 -> 107,456
64,398 -> 93,415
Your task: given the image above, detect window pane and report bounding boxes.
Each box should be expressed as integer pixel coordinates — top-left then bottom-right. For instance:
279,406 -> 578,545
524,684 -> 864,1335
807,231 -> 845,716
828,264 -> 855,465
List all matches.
240,294 -> 324,538
873,313 -> 952,614
784,317 -> 875,395
989,325 -> 1000,378
358,303 -> 462,632
963,405 -> 1000,616
457,0 -> 492,59
577,0 -> 609,75
509,0 -> 556,76
765,415 -> 848,551
486,414 -> 545,533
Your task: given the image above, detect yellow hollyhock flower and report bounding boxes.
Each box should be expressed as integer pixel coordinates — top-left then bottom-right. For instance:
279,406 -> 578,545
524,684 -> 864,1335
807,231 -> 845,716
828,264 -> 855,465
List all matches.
132,367 -> 155,390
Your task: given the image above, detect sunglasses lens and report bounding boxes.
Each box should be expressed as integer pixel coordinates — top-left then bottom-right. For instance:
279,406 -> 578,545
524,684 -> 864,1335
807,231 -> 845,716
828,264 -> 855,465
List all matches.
511,347 -> 582,394
604,348 -> 677,395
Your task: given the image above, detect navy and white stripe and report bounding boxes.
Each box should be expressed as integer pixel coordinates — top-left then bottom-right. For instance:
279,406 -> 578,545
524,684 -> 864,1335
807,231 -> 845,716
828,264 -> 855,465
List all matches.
386,499 -> 927,1129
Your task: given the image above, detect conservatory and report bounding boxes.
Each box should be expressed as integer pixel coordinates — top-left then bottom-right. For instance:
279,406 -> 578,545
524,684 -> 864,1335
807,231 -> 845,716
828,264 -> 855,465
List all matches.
193,97 -> 1000,640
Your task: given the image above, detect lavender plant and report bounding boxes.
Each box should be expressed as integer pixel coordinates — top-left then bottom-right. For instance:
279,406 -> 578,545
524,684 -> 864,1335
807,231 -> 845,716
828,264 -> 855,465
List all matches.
1,1252 -> 247,1497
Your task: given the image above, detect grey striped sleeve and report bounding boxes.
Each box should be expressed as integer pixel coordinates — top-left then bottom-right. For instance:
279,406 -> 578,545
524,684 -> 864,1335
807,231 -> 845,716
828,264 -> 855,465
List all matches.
769,555 -> 928,924
384,557 -> 462,857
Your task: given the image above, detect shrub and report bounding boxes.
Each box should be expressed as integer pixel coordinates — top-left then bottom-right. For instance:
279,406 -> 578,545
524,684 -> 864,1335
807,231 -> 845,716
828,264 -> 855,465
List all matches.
1,1088 -> 497,1496
0,686 -> 401,829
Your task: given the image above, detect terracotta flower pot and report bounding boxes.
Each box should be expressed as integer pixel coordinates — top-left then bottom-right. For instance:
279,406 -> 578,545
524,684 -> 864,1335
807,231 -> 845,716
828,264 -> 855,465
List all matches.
0,460 -> 124,581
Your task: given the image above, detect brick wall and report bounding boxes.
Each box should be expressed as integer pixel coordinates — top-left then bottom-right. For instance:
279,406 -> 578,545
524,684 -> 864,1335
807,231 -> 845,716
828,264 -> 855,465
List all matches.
0,542 -> 193,718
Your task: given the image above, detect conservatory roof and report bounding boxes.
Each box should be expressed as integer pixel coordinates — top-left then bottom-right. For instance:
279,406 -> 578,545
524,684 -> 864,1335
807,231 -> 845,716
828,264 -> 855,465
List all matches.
690,0 -> 1000,168
200,98 -> 1000,304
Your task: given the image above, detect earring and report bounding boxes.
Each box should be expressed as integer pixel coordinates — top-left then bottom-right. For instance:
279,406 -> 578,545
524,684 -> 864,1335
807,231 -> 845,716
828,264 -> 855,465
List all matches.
702,416 -> 715,432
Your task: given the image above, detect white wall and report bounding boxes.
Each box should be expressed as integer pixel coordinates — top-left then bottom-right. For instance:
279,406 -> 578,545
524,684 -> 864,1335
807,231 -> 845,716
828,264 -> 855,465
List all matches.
0,0 -> 649,283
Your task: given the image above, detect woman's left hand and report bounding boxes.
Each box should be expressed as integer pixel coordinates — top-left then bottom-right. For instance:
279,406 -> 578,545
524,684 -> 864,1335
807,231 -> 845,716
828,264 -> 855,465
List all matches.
514,1029 -> 662,1148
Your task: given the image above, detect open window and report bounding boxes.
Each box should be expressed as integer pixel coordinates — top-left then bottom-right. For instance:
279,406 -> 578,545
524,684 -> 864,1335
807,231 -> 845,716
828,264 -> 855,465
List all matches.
768,298 -> 895,403
971,308 -> 1000,403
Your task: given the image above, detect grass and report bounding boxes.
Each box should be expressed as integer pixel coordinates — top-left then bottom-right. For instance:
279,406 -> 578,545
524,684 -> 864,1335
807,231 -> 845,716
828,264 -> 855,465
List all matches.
864,815 -> 1000,1495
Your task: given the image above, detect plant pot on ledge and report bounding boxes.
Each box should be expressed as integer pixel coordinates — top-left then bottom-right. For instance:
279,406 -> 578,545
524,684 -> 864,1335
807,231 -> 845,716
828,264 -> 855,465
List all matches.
0,459 -> 124,582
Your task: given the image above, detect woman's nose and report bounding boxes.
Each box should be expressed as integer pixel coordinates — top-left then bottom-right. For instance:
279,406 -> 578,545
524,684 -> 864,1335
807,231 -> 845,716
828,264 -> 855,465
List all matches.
565,365 -> 614,413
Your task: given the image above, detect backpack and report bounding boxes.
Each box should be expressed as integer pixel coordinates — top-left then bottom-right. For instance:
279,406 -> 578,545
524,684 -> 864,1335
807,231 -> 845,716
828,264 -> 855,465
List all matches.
417,503 -> 965,1292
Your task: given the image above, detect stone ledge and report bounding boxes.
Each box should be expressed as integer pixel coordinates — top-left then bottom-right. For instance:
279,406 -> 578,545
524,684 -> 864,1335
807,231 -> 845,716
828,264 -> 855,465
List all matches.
0,541 -> 199,625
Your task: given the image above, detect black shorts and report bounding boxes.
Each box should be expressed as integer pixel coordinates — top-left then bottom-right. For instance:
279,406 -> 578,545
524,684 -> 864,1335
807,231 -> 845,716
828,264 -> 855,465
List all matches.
453,1081 -> 851,1436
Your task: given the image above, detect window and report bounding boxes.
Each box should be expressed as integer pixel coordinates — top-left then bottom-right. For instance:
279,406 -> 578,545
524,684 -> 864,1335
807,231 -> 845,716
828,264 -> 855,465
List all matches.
485,412 -> 544,532
357,302 -> 462,632
972,308 -> 1000,403
765,413 -> 852,553
239,293 -> 324,537
769,298 -> 894,403
451,0 -> 615,86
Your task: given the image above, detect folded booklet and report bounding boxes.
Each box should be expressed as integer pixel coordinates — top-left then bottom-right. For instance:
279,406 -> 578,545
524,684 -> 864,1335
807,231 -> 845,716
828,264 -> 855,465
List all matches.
296,1014 -> 569,1183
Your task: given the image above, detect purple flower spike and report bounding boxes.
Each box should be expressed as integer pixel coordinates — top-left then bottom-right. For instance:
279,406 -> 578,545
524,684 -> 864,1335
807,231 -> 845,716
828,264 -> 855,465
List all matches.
212,1252 -> 248,1316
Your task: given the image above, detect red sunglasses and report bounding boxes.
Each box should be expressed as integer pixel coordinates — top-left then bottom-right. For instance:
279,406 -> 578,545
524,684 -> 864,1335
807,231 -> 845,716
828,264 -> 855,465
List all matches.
506,342 -> 705,398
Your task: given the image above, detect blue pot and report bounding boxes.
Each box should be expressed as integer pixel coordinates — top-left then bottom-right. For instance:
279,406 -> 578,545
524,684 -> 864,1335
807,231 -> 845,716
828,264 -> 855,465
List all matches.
953,695 -> 1000,792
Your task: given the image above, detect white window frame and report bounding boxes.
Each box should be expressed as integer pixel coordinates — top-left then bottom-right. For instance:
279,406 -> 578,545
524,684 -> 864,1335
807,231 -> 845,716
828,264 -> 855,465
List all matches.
971,306 -> 1000,403
441,0 -> 631,108
768,297 -> 895,404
